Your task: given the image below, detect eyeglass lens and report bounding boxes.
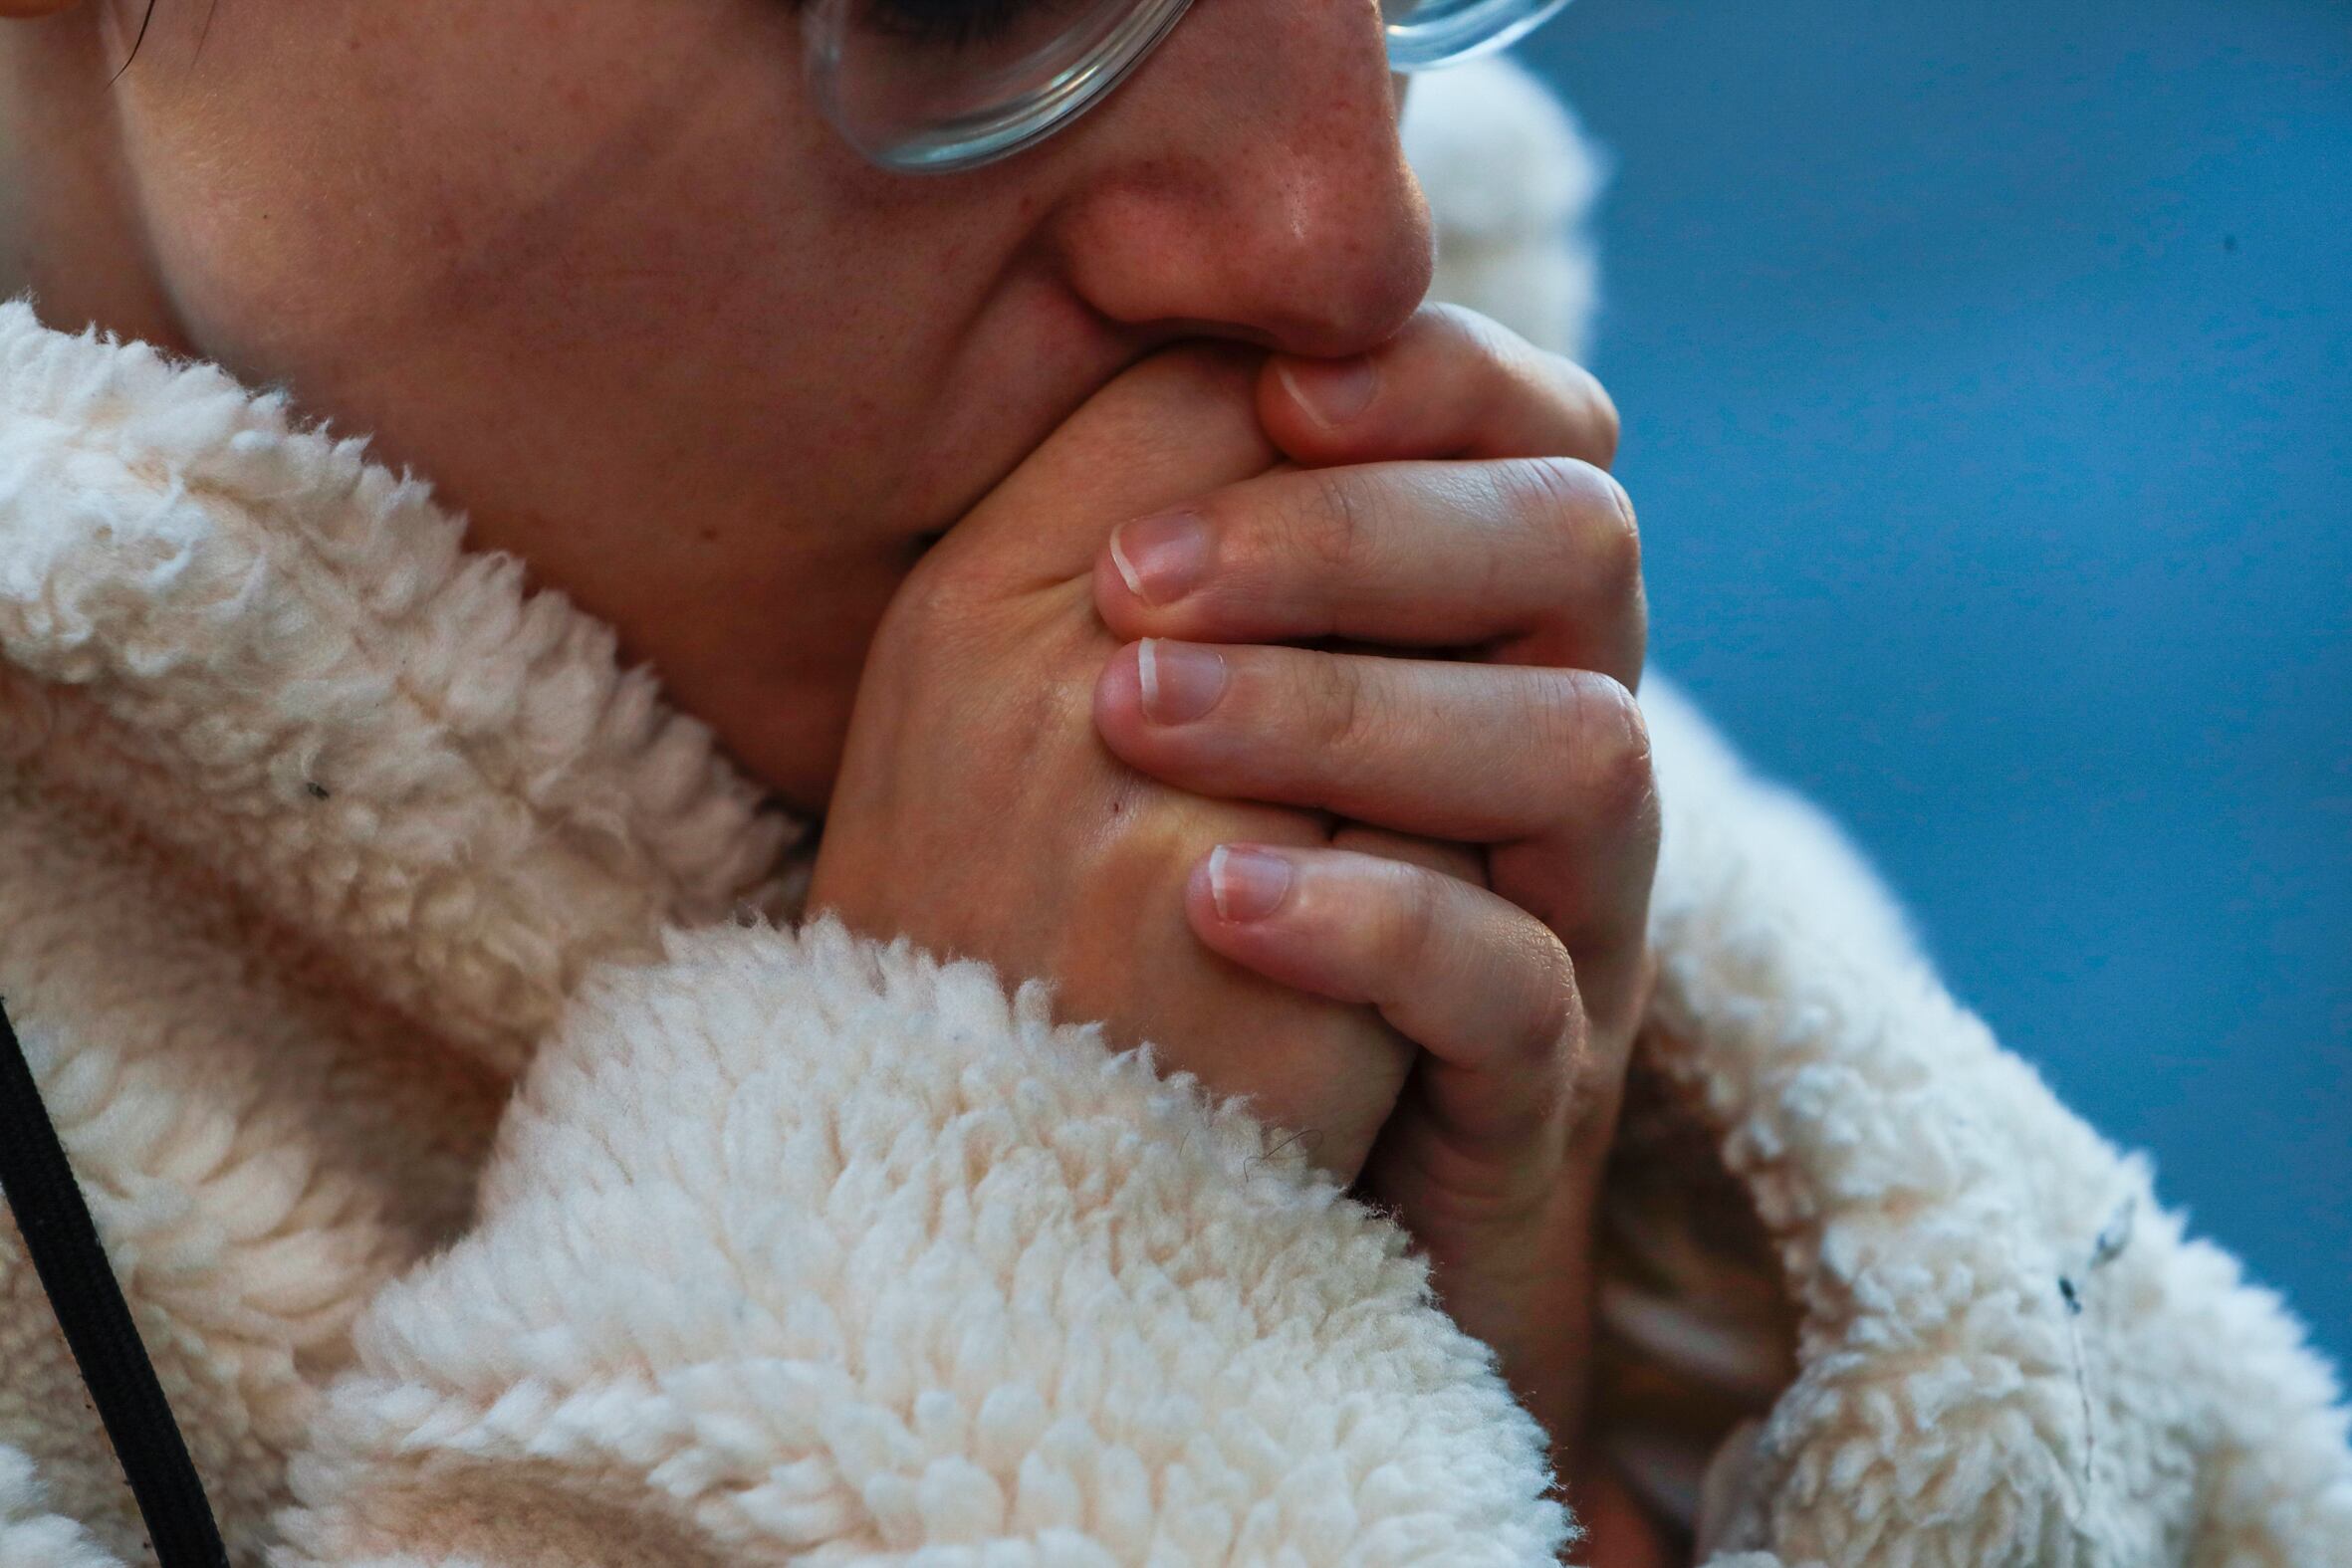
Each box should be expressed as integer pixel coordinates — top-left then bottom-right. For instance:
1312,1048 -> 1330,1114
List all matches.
809,0 -> 1575,173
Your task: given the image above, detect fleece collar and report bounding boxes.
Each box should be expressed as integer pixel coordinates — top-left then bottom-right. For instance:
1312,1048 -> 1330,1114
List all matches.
0,299 -> 801,1075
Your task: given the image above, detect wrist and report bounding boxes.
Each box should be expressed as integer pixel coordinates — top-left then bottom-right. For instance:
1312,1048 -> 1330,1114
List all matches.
1409,1160 -> 1604,1461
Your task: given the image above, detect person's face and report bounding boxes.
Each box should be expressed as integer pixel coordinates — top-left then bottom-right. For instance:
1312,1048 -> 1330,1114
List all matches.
11,0 -> 1435,809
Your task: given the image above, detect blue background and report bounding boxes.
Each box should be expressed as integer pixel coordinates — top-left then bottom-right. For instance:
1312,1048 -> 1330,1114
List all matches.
1521,0 -> 2350,1361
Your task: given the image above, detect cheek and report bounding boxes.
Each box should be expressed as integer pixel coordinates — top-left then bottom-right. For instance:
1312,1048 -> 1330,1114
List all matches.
143,3 -> 804,358
130,0 -> 1005,512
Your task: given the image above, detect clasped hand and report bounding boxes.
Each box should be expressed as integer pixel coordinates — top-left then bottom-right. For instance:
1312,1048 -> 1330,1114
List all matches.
810,306 -> 1660,1485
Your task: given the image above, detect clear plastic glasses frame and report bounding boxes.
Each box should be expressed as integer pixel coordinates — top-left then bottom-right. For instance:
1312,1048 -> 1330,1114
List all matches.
806,0 -> 1573,174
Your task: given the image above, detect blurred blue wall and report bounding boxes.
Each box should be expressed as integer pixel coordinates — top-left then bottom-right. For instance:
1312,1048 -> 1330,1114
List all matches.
1520,0 -> 2350,1359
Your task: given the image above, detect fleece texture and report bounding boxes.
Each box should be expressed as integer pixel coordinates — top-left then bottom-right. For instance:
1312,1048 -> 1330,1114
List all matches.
1,54 -> 2346,1568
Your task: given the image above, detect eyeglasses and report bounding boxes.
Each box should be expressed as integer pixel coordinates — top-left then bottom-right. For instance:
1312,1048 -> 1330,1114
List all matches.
805,0 -> 1573,174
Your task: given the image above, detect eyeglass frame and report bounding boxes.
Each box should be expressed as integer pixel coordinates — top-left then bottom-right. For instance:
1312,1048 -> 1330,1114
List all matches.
805,0 -> 1575,175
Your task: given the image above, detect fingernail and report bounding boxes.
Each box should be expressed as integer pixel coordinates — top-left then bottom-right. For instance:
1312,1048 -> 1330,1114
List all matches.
1110,511 -> 1211,606
1208,844 -> 1294,921
1277,356 -> 1379,428
1137,638 -> 1228,725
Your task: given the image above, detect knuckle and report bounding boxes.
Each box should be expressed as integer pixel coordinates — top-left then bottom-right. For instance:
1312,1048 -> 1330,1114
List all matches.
1624,567 -> 1653,684
1512,925 -> 1583,1071
1373,859 -> 1446,978
1510,458 -> 1643,600
1506,337 -> 1620,467
1428,305 -> 1564,440
1521,667 -> 1588,765
1499,458 -> 1593,583
1570,673 -> 1657,818
1424,301 -> 1513,367
1292,468 -> 1377,573
1308,650 -> 1374,757
1420,304 -> 1622,469
1564,358 -> 1623,467
876,561 -> 994,667
1507,454 -> 1591,527
1591,469 -> 1644,599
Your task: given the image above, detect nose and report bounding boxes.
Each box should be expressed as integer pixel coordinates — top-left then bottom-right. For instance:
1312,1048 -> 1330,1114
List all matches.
1043,1 -> 1437,360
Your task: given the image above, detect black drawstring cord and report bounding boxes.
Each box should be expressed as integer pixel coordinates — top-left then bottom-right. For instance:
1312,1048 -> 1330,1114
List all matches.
0,997 -> 230,1568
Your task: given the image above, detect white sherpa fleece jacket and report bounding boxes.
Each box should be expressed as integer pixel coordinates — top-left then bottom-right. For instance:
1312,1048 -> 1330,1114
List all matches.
0,58 -> 2345,1568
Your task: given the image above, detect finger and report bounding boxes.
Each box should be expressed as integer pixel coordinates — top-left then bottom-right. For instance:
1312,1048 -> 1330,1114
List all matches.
1093,456 -> 1643,685
1103,640 -> 1662,1034
1095,642 -> 1656,860
1185,841 -> 1588,1152
1494,828 -> 1657,1088
1257,303 -> 1619,470
1327,822 -> 1489,888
